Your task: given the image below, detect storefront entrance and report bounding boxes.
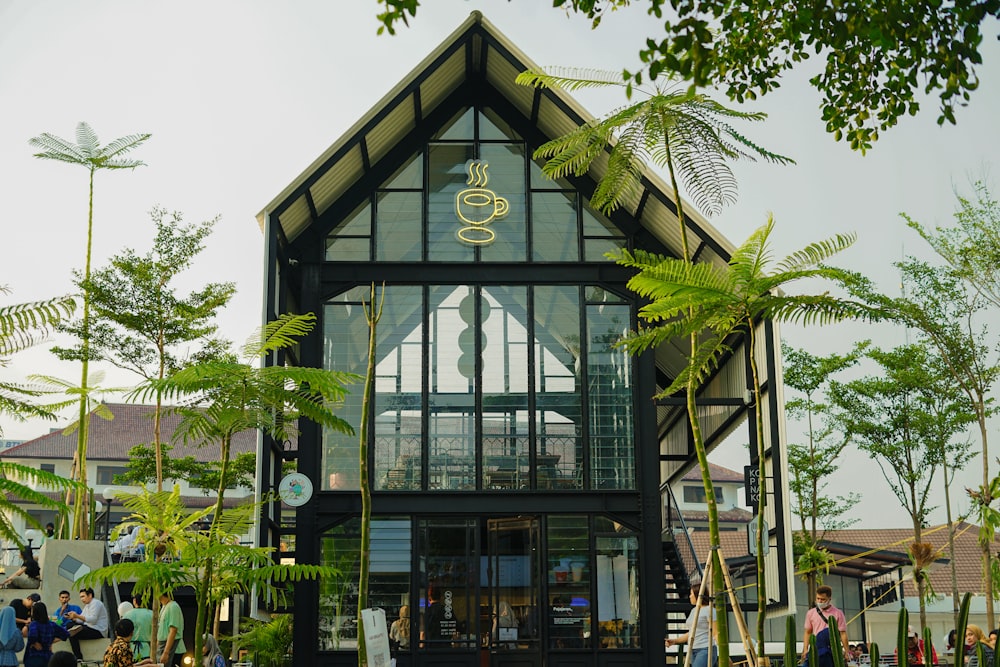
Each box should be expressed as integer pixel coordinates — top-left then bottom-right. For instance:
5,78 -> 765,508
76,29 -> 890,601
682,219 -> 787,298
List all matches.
418,516 -> 545,667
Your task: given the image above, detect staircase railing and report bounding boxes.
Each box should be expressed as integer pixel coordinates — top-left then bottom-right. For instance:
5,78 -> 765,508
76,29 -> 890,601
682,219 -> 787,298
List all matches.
663,481 -> 703,580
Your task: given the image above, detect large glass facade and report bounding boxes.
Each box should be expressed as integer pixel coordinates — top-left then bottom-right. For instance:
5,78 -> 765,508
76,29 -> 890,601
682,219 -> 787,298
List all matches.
325,106 -> 625,264
321,285 -> 635,492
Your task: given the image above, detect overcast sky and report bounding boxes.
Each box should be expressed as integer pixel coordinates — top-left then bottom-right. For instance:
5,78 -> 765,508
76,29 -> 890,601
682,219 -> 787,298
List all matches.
2,1 -> 998,529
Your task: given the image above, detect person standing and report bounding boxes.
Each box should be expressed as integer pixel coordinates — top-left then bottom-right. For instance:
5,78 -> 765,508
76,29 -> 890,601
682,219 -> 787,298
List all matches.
66,588 -> 109,659
665,583 -> 718,667
123,596 -> 153,661
0,607 -> 24,667
389,605 -> 410,651
156,591 -> 185,667
800,585 -> 850,667
24,603 -> 68,667
1,547 -> 41,588
54,591 -> 81,629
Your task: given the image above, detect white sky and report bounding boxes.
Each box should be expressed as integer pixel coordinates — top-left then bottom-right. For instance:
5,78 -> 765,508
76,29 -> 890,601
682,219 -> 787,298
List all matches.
1,1 -> 998,529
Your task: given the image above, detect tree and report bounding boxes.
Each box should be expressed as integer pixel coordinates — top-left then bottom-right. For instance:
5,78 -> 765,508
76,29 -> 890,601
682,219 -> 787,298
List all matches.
377,0 -> 999,151
516,67 -> 791,662
782,342 -> 863,601
69,206 -> 235,492
519,68 -> 790,660
29,121 -> 150,538
131,313 -> 360,663
113,444 -> 257,492
612,216 -> 865,649
828,342 -> 973,633
0,286 -> 76,429
847,252 -> 1000,629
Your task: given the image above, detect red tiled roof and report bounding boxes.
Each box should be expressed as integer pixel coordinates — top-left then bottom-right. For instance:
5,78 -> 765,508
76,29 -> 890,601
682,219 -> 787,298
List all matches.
0,403 -> 257,463
678,521 -> 997,598
682,462 -> 746,483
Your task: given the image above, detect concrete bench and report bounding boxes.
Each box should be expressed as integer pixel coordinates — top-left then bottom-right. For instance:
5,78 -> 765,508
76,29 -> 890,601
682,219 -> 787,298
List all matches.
52,638 -> 111,665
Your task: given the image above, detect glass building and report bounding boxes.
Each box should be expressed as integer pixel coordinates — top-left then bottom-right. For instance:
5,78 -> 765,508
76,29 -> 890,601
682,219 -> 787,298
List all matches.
256,12 -> 794,667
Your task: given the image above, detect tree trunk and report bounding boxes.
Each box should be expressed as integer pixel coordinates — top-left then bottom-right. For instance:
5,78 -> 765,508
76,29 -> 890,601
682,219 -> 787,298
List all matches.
357,285 -> 381,667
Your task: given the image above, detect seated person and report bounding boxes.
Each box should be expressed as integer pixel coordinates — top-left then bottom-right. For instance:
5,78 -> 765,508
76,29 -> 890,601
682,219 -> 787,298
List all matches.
1,547 -> 41,588
65,588 -> 109,659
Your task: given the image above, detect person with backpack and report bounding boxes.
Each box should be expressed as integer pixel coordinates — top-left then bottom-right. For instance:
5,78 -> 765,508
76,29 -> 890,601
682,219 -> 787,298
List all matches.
799,585 -> 850,667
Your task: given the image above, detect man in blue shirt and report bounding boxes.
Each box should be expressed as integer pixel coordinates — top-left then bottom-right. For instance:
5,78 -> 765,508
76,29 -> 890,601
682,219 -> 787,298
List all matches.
54,591 -> 81,628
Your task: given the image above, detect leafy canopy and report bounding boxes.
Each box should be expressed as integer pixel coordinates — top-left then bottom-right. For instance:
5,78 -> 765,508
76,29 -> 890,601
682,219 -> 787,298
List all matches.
377,0 -> 1000,151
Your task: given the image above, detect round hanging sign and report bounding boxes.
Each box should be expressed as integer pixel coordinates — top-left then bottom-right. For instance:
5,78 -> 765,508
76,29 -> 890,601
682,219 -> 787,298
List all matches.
278,472 -> 314,507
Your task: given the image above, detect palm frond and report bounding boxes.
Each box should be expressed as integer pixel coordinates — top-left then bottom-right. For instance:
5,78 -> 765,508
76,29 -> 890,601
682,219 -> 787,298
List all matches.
515,68 -> 627,92
775,233 -> 858,274
243,313 -> 317,358
28,133 -> 89,165
98,133 -> 152,161
761,294 -> 878,326
75,121 -> 100,158
0,292 -> 77,356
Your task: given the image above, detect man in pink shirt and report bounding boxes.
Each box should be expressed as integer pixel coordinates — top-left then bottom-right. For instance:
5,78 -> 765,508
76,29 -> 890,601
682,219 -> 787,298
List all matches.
800,585 -> 850,667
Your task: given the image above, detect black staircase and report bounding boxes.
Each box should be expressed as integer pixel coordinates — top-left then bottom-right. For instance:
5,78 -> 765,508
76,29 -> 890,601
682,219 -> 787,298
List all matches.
663,482 -> 702,655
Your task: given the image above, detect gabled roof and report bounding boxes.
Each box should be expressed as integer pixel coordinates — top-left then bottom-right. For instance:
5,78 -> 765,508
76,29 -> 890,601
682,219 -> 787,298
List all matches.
0,403 -> 256,463
256,11 -> 734,270
682,462 -> 746,483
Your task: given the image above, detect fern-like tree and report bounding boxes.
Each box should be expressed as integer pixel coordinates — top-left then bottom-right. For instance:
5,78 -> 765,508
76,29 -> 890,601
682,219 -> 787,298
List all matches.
516,69 -> 792,662
131,313 -> 360,663
828,342 -> 973,634
65,206 -> 235,492
611,216 -> 866,650
782,343 -> 864,600
29,122 -> 150,539
0,287 -> 79,540
901,185 -> 1000,630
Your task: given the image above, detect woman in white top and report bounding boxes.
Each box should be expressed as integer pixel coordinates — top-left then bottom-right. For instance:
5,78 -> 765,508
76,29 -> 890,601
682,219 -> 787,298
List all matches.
665,583 -> 718,667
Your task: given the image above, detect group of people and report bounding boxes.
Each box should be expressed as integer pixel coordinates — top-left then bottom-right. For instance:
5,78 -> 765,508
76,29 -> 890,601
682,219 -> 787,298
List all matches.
0,587 -> 222,667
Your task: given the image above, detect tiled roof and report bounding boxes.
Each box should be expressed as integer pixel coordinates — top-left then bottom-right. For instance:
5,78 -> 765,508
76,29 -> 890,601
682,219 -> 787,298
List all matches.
677,521 -> 997,598
0,403 -> 257,463
682,462 -> 746,483
679,507 -> 754,523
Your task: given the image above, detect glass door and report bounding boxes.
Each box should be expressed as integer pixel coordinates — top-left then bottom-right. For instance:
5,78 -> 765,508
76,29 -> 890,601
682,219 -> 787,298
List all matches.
486,517 -> 542,667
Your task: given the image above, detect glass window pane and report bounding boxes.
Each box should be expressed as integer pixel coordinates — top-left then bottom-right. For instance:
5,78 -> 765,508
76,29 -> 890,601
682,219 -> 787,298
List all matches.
533,286 -> 582,490
595,527 -> 640,649
547,516 -> 591,649
326,202 -> 372,260
581,205 -> 620,237
419,518 -> 478,649
323,291 -> 372,490
434,107 -> 474,140
481,287 -> 529,490
320,518 -> 412,652
428,286 -> 475,489
376,191 -> 422,261
382,152 -> 423,189
530,155 -> 573,189
587,303 -> 634,490
428,143 -> 476,262
584,237 -> 626,262
375,286 -> 424,491
533,192 -> 580,262
478,144 -> 526,262
480,107 -> 521,140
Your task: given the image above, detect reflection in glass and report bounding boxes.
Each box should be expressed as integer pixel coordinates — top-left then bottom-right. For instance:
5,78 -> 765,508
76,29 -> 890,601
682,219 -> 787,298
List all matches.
533,286 -> 583,489
595,520 -> 640,649
326,201 -> 371,261
481,287 -> 529,489
419,518 -> 478,650
588,303 -> 635,489
428,286 -> 475,489
322,287 -> 371,490
375,286 -> 424,491
547,516 -> 591,649
532,192 -> 580,262
319,518 -> 412,651
376,191 -> 422,261
428,143 -> 476,261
